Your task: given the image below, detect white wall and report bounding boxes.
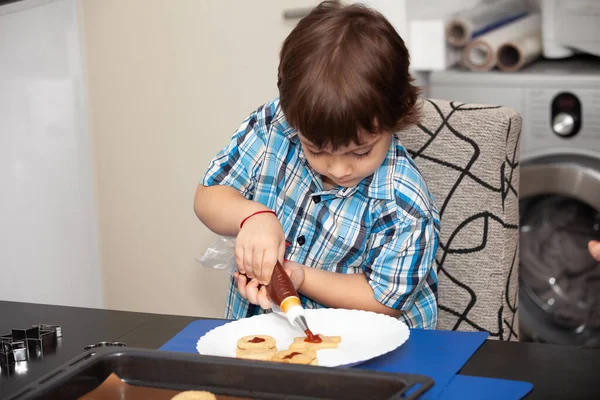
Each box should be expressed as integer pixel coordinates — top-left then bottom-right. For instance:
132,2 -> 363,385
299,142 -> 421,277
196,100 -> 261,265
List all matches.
0,0 -> 103,308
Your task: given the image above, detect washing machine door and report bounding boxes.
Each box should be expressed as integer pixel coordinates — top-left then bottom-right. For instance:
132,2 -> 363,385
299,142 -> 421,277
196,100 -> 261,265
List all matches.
519,153 -> 600,347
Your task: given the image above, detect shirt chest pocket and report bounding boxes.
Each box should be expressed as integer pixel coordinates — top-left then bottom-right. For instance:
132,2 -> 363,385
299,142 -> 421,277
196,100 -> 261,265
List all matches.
321,220 -> 369,273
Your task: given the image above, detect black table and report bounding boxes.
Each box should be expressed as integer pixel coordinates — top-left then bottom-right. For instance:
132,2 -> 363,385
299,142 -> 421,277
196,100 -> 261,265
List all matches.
0,301 -> 598,399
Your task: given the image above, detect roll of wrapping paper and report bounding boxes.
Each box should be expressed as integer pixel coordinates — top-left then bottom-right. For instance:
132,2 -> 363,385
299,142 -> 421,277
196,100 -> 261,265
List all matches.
463,13 -> 541,72
497,30 -> 542,72
445,0 -> 530,48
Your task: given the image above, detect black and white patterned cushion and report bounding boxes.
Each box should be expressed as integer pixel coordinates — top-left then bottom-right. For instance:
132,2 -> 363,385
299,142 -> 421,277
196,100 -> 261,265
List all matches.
400,99 -> 522,341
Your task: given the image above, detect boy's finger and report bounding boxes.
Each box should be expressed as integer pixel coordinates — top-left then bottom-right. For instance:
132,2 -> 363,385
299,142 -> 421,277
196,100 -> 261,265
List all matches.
261,250 -> 277,285
244,248 -> 254,280
235,272 -> 248,299
252,248 -> 264,283
244,248 -> 255,279
278,241 -> 286,264
258,285 -> 271,310
235,247 -> 246,275
246,279 -> 260,305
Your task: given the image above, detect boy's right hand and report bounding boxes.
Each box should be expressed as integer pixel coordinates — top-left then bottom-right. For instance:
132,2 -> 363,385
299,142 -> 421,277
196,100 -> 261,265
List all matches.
235,211 -> 286,285
234,261 -> 305,310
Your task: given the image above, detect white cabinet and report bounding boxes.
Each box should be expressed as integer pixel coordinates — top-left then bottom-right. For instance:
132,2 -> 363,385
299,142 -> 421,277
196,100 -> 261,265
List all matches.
0,0 -> 103,308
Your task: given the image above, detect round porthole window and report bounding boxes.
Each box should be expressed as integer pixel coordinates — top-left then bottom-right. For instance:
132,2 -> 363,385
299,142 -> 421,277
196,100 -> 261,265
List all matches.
519,154 -> 600,347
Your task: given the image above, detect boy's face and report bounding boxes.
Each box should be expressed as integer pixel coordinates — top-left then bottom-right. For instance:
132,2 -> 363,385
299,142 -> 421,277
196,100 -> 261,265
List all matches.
298,131 -> 393,189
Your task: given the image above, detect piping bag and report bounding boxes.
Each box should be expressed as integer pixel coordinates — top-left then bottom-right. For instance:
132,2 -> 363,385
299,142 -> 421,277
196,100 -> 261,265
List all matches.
266,261 -> 321,342
195,237 -> 319,341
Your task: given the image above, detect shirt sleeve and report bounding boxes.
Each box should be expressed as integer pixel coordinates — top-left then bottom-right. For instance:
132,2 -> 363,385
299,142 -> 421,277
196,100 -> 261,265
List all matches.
363,205 -> 439,311
200,108 -> 266,199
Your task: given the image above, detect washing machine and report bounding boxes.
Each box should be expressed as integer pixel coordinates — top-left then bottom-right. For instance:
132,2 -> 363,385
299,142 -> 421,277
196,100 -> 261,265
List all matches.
428,56 -> 600,347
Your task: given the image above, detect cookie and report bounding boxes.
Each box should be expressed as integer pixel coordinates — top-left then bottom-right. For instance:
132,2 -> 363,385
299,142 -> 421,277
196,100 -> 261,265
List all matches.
272,349 -> 317,365
235,347 -> 277,361
288,334 -> 341,351
236,335 -> 276,350
171,390 -> 217,400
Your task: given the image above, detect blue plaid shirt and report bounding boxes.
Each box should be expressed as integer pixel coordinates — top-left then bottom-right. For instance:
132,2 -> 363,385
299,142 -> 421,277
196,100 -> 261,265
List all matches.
201,98 -> 440,329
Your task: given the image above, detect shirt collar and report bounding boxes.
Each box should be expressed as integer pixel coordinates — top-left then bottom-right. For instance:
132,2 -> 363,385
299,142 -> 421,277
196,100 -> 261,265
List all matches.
274,105 -> 297,140
361,136 -> 396,200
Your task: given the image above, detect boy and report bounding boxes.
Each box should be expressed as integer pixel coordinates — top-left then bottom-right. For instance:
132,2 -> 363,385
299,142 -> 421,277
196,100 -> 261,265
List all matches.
194,0 -> 440,329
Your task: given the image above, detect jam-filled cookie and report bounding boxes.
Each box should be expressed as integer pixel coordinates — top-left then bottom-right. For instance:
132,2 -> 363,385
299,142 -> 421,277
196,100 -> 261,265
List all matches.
271,349 -> 317,365
236,335 -> 276,350
288,334 -> 341,351
235,346 -> 277,361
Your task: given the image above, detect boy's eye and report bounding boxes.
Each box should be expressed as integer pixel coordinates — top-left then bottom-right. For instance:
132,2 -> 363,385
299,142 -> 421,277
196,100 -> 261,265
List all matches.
305,148 -> 372,158
353,149 -> 372,159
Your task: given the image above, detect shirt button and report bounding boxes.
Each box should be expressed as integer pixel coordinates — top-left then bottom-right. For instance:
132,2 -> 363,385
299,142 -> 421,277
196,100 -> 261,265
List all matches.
313,196 -> 321,204
297,235 -> 306,246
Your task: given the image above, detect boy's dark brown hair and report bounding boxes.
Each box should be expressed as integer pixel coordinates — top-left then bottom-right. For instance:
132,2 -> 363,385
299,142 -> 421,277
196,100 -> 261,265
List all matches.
278,0 -> 421,150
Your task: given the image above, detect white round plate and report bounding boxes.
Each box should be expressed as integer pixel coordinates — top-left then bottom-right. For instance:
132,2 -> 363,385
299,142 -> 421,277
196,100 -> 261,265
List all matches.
196,308 -> 409,367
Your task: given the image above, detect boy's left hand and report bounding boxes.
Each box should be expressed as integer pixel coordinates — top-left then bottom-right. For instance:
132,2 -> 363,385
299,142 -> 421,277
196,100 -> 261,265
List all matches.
233,261 -> 305,309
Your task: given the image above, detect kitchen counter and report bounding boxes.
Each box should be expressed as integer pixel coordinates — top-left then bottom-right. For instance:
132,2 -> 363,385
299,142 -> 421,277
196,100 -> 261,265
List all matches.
0,300 -> 598,399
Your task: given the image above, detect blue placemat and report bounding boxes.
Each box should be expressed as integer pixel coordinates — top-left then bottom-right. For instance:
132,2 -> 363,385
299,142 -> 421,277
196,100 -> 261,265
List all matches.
356,328 -> 488,399
159,319 -> 488,399
439,375 -> 533,400
159,319 -> 225,353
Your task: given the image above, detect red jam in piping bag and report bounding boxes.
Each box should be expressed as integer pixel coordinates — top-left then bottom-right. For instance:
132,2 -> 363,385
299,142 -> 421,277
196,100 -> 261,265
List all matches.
266,261 -> 299,310
266,261 -> 316,339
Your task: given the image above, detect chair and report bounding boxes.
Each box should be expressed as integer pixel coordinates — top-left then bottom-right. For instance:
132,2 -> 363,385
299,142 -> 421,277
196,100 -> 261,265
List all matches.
402,99 -> 522,341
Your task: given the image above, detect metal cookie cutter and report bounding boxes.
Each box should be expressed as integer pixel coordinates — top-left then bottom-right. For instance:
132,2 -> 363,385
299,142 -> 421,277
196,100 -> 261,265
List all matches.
34,324 -> 62,338
0,338 -> 27,365
83,341 -> 126,351
0,323 -> 61,366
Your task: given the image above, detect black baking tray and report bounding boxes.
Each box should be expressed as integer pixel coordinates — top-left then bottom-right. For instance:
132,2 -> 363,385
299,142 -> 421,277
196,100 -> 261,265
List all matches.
8,347 -> 434,400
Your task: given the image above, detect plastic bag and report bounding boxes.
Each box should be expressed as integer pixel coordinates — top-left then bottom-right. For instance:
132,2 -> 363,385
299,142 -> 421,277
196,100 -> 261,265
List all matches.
196,235 -> 291,321
196,235 -> 236,274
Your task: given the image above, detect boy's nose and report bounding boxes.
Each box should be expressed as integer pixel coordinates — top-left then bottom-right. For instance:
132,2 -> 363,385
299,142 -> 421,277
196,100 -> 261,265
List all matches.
327,160 -> 352,180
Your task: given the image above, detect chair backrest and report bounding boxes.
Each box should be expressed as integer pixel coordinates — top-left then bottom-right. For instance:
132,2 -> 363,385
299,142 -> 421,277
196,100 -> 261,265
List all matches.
401,99 -> 522,341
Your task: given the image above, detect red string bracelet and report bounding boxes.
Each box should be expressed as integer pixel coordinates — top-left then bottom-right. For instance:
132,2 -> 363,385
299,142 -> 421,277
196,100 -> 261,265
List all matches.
239,210 -> 277,229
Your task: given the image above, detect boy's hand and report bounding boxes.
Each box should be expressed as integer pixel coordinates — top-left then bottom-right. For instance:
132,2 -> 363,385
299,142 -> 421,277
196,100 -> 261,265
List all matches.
233,272 -> 271,310
235,211 -> 286,285
233,261 -> 305,309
